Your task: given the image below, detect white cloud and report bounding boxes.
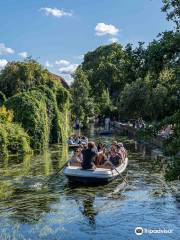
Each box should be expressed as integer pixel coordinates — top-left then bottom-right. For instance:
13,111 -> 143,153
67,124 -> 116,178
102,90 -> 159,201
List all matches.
40,7 -> 72,17
0,59 -> 8,71
58,64 -> 78,75
95,23 -> 119,36
0,43 -> 14,55
55,59 -> 70,66
45,61 -> 53,68
18,51 -> 28,58
109,37 -> 119,43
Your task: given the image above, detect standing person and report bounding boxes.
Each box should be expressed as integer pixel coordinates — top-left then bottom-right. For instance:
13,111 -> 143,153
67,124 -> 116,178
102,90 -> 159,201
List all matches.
105,117 -> 110,130
81,142 -> 97,170
73,119 -> 81,136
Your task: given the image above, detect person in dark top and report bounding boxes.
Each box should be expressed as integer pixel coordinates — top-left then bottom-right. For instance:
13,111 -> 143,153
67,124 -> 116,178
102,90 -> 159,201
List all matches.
81,142 -> 97,170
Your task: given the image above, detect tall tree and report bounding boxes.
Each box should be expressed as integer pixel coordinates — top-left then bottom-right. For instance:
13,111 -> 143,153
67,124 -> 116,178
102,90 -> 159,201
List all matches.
71,67 -> 95,124
162,0 -> 180,29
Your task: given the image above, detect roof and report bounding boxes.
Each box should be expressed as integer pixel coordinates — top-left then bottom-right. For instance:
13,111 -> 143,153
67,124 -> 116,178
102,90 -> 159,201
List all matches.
50,73 -> 70,89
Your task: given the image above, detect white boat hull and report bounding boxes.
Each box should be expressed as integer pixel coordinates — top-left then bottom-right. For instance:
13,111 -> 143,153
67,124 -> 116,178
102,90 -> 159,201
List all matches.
63,158 -> 128,184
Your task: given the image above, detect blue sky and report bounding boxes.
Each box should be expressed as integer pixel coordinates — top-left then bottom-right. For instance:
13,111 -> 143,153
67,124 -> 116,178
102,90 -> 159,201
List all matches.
0,0 -> 173,83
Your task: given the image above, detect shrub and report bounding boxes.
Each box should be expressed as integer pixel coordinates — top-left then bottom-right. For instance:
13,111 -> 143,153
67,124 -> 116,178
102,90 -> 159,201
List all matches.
0,60 -> 70,153
165,157 -> 180,181
0,122 -> 31,156
0,106 -> 13,123
6,87 -> 70,150
6,91 -> 49,150
0,127 -> 8,156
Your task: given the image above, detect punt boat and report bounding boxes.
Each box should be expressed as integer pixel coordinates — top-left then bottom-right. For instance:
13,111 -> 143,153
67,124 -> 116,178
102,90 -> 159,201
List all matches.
68,144 -> 80,149
63,157 -> 128,185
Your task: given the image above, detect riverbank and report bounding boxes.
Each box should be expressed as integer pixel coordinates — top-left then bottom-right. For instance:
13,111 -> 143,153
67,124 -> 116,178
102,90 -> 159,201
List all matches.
113,121 -> 164,148
112,121 -> 180,181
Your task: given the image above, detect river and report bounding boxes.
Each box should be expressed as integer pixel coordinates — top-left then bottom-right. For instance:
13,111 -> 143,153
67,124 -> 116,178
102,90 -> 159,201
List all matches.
0,129 -> 179,240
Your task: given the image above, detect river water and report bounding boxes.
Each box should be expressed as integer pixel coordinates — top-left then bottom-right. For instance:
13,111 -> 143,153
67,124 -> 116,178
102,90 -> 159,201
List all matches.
0,129 -> 179,240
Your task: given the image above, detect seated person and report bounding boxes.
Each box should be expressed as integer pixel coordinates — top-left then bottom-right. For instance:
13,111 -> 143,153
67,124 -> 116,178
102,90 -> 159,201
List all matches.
97,143 -> 103,152
67,137 -> 74,145
103,149 -> 121,169
75,136 -> 82,145
95,148 -> 107,166
95,144 -> 106,166
108,141 -> 118,152
81,136 -> 88,145
81,142 -> 97,170
69,148 -> 82,166
117,142 -> 127,159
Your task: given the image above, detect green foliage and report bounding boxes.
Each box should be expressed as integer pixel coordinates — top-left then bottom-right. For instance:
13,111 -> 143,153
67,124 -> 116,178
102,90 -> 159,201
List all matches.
71,67 -> 95,124
56,85 -> 69,110
145,31 -> 180,78
0,122 -> 31,156
6,91 -> 49,150
162,0 -> 180,29
0,91 -> 6,107
0,60 -> 70,154
69,2 -> 180,179
74,31 -> 179,122
6,87 -> 69,150
99,89 -> 117,117
0,106 -> 13,124
0,107 -> 30,156
82,43 -> 130,100
0,127 -> 8,156
165,157 -> 180,181
136,125 -> 157,141
0,60 -> 58,98
161,111 -> 180,156
119,69 -> 179,121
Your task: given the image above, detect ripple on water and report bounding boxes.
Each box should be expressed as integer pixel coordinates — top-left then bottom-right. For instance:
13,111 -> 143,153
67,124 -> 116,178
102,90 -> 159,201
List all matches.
0,133 -> 179,240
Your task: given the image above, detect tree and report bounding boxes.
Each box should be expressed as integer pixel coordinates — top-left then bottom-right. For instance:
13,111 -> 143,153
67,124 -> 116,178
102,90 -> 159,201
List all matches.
0,91 -> 6,107
162,0 -> 180,29
0,60 -> 70,152
71,67 -> 95,124
99,89 -> 116,117
0,60 -> 58,97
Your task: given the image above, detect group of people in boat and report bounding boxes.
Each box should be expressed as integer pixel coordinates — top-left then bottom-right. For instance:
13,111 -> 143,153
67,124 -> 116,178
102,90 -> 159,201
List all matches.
67,135 -> 88,145
69,140 -> 127,170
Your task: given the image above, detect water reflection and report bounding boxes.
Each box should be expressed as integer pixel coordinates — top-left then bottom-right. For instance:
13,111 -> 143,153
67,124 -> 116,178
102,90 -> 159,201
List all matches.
0,145 -> 68,226
0,133 -> 179,239
79,196 -> 97,226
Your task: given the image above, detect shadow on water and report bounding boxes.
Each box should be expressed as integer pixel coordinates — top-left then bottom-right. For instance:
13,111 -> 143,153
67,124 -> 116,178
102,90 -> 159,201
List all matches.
0,128 -> 179,239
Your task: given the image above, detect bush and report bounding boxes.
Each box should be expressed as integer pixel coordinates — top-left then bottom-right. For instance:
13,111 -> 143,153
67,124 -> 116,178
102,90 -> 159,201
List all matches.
0,122 -> 31,156
6,88 -> 70,150
0,60 -> 70,153
0,106 -> 14,124
0,127 -> 8,155
6,91 -> 50,150
165,157 -> 180,181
